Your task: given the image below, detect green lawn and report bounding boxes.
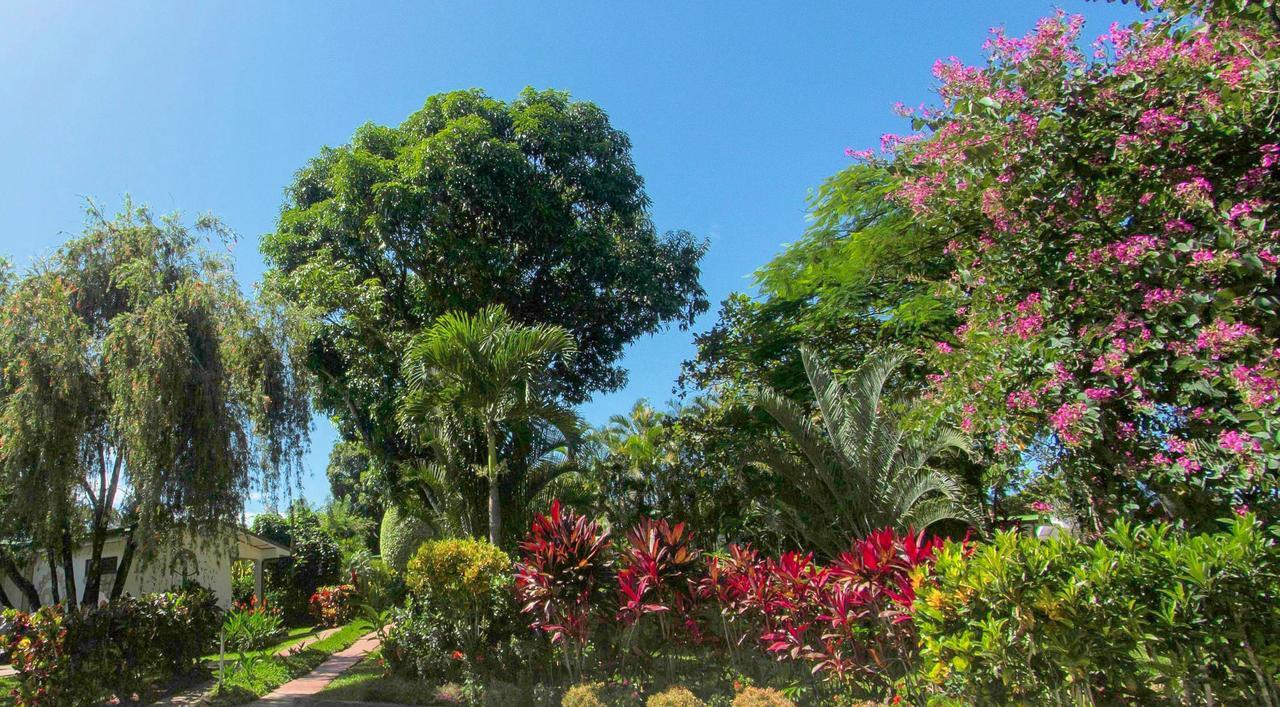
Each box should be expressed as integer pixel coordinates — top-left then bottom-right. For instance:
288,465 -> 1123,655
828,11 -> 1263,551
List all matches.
202,625 -> 321,664
206,620 -> 373,706
0,677 -> 14,707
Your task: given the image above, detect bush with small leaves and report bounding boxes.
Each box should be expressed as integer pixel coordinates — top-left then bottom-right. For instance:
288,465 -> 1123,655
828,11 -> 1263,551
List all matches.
731,686 -> 795,707
646,686 -> 705,707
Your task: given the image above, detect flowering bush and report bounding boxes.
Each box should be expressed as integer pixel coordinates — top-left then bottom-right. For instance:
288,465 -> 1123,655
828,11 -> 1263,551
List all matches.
1,586 -> 222,706
514,499 -> 613,680
223,594 -> 285,652
308,583 -> 358,628
913,515 -> 1280,704
853,1 -> 1280,526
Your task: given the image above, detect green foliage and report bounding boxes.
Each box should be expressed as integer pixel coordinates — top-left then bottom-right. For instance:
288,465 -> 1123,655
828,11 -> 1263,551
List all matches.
751,349 -> 977,556
0,202 -> 311,605
0,586 -> 221,706
222,596 -> 285,652
388,538 -> 545,684
399,304 -> 583,546
325,440 -> 385,551
262,87 -> 708,506
379,504 -> 435,575
253,507 -> 343,623
561,682 -> 609,707
913,516 -> 1280,704
309,584 -> 359,628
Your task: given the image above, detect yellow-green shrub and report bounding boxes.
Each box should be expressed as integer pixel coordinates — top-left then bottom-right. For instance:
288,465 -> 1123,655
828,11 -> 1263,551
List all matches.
405,537 -> 510,601
646,686 -> 704,707
732,686 -> 795,707
562,682 -> 607,707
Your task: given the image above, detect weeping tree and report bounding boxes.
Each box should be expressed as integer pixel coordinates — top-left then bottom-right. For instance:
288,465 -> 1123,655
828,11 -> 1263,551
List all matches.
0,202 -> 311,606
398,305 -> 581,546
751,348 -> 977,557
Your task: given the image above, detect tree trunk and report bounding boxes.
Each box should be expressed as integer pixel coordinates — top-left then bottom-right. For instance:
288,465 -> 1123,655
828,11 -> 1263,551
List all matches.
486,423 -> 501,546
59,525 -> 76,605
46,551 -> 60,605
0,581 -> 11,609
109,528 -> 138,602
82,449 -> 123,605
0,550 -> 38,609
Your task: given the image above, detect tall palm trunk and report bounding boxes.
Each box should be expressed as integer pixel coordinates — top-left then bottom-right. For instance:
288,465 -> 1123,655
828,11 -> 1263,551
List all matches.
486,422 -> 501,546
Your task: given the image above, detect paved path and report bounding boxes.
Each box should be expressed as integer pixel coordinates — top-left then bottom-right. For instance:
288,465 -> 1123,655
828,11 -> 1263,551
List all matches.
0,664 -> 15,678
246,631 -> 379,707
149,626 -> 353,706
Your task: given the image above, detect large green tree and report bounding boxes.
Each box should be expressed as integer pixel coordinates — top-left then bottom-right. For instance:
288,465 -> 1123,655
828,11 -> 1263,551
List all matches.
262,88 -> 708,500
398,305 -> 582,545
0,202 -> 311,606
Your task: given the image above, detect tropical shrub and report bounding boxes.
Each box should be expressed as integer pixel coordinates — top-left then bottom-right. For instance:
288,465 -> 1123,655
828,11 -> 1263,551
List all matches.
223,595 -> 285,652
646,685 -> 705,707
616,518 -> 703,651
380,504 -> 434,574
254,507 -> 344,623
732,686 -> 795,707
561,682 -> 607,707
844,1 -> 1280,527
309,583 -> 358,627
387,537 -> 547,682
515,500 -> 614,681
1,586 -> 222,706
913,516 -> 1280,704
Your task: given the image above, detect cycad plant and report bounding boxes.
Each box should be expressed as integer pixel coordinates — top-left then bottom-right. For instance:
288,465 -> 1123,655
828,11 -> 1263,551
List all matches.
751,348 -> 976,556
399,305 -> 580,546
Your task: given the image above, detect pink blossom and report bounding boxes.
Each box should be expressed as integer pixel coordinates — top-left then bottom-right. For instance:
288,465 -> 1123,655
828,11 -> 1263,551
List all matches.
1190,249 -> 1216,264
1218,429 -> 1261,455
1138,108 -> 1186,134
936,341 -> 953,354
1195,320 -> 1257,357
1050,402 -> 1087,446
1006,390 -> 1037,410
1084,387 -> 1115,400
1232,364 -> 1279,407
1030,501 -> 1052,513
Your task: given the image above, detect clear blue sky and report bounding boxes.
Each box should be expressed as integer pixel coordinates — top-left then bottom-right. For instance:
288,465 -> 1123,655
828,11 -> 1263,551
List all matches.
0,1 -> 1141,509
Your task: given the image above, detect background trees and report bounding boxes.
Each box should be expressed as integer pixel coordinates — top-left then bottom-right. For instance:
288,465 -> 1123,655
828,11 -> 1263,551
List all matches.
0,202 -> 311,607
262,88 -> 709,512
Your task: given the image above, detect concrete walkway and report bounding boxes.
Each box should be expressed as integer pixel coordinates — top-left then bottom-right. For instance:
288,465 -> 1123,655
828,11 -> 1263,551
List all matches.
0,664 -> 15,678
246,631 -> 379,707
149,626 -> 357,706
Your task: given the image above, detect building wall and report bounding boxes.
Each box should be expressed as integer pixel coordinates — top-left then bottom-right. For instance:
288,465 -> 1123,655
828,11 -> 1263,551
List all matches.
1,532 -> 240,611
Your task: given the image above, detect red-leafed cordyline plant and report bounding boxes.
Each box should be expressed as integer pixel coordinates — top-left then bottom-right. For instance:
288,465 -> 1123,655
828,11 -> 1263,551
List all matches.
513,500 -> 613,682
697,543 -> 761,669
615,517 -> 703,678
745,528 -> 946,699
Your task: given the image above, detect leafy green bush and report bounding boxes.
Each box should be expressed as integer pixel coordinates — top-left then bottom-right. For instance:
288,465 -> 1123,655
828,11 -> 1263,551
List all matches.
913,516 -> 1280,704
254,507 -> 343,624
561,682 -> 607,707
386,537 -> 548,683
379,505 -> 434,574
0,586 -> 222,706
223,595 -> 285,652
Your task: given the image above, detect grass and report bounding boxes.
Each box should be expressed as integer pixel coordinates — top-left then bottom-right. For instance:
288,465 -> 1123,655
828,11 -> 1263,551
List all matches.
201,625 -> 321,663
0,677 -> 14,707
316,649 -> 440,705
206,620 -> 373,706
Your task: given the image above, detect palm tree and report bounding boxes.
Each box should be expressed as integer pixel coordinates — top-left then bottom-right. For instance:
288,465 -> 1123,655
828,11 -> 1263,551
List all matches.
399,305 -> 580,545
751,348 -> 977,556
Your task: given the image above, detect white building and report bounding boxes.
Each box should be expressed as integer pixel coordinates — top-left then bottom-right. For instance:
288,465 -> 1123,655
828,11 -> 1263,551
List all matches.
1,527 -> 290,611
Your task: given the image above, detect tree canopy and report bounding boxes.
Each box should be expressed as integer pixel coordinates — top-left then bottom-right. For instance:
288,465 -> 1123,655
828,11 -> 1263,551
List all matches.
0,202 -> 311,606
262,88 -> 708,485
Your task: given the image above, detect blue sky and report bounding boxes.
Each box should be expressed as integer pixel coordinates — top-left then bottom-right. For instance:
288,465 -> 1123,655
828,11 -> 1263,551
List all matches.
0,1 -> 1141,509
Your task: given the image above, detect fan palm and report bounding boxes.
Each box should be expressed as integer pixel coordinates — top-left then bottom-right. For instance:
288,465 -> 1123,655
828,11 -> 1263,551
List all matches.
399,305 -> 580,545
751,347 -> 977,556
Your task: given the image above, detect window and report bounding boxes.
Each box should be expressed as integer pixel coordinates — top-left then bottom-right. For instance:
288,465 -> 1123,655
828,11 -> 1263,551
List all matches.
84,556 -> 118,576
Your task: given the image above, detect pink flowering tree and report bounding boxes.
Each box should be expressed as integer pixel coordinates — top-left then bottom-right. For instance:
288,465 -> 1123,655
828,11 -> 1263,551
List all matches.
853,2 -> 1280,527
